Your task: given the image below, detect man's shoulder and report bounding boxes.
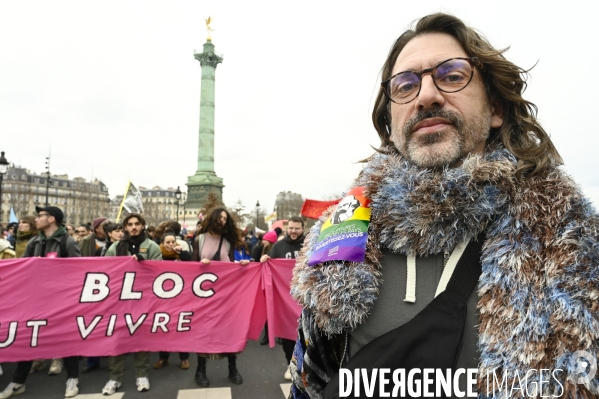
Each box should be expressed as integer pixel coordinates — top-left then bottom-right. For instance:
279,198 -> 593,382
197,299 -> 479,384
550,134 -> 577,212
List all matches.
27,235 -> 42,245
143,239 -> 160,249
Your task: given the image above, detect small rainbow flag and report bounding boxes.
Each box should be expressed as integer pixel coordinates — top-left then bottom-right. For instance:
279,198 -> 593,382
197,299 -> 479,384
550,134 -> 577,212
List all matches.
307,186 -> 370,266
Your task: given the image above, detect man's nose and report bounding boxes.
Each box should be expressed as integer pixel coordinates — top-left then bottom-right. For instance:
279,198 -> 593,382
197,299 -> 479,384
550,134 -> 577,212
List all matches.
414,74 -> 445,110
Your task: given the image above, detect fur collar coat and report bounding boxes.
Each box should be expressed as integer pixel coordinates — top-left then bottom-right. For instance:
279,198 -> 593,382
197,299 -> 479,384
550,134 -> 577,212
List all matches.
290,146 -> 599,398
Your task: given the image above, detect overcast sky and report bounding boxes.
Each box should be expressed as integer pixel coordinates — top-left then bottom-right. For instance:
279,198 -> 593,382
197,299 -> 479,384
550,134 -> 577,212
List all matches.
1,0 -> 598,215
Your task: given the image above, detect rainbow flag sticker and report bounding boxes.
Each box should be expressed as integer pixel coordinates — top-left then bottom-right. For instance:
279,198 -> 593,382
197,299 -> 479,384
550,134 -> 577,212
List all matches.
307,186 -> 371,266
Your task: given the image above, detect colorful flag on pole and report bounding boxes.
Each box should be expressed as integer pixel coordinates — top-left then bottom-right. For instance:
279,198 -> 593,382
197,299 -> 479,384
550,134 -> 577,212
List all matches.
264,212 -> 277,223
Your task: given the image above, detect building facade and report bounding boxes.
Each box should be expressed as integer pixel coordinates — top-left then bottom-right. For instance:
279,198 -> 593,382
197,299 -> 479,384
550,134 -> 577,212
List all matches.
0,166 -> 110,225
274,191 -> 304,221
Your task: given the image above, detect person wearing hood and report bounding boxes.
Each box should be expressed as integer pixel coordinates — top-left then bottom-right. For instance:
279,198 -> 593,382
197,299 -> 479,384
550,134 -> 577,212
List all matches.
0,206 -> 82,399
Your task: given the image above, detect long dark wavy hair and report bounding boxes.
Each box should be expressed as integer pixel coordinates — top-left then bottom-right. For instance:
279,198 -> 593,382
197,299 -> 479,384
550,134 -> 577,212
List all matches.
371,13 -> 562,178
198,207 -> 243,247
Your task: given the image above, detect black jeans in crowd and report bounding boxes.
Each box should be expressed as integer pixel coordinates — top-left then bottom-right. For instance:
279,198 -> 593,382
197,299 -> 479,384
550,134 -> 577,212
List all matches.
282,338 -> 295,364
13,357 -> 79,384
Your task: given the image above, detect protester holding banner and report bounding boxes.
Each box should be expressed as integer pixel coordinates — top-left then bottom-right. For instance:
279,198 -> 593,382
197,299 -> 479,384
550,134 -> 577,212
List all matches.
14,216 -> 37,258
0,206 -> 82,399
102,213 -> 162,395
192,207 -> 246,387
152,231 -> 192,371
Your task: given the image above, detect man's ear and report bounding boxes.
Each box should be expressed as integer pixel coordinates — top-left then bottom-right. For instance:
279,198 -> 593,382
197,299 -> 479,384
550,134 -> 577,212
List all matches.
490,98 -> 504,128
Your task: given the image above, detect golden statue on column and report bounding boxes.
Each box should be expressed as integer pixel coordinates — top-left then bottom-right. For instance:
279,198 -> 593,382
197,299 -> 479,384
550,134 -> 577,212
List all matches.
205,17 -> 214,42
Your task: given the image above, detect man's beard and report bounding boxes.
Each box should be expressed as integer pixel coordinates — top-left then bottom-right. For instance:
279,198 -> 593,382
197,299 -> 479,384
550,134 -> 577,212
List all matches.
391,107 -> 492,168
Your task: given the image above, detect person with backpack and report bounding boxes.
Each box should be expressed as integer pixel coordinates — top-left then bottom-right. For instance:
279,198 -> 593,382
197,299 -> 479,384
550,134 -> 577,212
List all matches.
0,206 -> 82,399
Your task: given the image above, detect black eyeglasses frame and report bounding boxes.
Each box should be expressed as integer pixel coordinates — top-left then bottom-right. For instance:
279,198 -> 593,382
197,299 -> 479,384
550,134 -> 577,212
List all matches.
381,57 -> 482,105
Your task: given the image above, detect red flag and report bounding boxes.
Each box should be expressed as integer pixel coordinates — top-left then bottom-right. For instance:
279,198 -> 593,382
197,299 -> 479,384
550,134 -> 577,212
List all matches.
300,198 -> 341,219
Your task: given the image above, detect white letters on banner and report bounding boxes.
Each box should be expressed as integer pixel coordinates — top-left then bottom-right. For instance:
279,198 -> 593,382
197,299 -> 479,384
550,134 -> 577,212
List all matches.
79,272 -> 218,302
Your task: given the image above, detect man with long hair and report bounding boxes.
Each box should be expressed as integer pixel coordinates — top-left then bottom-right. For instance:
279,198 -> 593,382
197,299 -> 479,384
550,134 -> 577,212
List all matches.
290,13 -> 599,399
192,207 -> 247,387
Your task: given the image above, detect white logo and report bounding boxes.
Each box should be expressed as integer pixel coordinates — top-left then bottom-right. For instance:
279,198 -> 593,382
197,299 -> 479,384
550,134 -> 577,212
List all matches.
328,246 -> 339,256
563,350 -> 597,384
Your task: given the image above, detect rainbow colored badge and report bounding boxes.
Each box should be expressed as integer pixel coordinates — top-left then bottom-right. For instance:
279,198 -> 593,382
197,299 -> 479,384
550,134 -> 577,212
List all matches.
307,187 -> 371,266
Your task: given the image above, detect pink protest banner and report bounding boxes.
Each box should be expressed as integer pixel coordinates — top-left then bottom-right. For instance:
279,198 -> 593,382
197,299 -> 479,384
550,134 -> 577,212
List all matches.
0,257 -> 303,362
264,259 -> 303,346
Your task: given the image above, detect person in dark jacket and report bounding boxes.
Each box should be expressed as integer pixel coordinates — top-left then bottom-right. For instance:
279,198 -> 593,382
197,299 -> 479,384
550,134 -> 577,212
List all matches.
0,206 -> 82,399
259,216 -> 305,380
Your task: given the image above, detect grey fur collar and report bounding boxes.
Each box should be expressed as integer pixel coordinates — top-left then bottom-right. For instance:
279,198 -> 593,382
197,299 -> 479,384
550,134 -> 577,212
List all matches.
292,146 -> 517,335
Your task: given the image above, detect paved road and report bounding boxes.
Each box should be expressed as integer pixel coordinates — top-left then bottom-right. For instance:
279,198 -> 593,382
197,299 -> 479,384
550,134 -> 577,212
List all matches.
0,341 -> 292,398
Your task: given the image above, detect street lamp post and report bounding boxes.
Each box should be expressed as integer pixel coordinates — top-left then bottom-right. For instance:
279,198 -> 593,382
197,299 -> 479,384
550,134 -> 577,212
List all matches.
175,186 -> 182,223
45,156 -> 51,207
183,192 -> 186,224
0,152 -> 9,223
255,200 -> 260,231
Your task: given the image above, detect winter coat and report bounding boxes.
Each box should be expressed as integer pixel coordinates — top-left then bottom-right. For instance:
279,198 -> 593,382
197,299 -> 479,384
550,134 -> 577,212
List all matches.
290,146 -> 599,398
104,237 -> 162,260
22,226 -> 81,258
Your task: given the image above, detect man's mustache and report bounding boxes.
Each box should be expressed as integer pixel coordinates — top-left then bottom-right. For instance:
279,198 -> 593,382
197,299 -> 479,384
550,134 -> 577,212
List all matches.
402,107 -> 463,139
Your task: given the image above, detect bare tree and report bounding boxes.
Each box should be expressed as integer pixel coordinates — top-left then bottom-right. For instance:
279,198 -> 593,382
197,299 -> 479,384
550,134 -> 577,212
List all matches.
229,199 -> 251,227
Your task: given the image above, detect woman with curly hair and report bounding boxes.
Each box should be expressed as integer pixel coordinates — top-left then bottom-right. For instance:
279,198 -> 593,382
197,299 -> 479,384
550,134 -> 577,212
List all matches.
192,207 -> 248,388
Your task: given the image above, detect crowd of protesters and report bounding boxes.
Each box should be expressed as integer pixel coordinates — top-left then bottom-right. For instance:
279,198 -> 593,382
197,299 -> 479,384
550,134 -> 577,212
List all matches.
0,205 -> 305,398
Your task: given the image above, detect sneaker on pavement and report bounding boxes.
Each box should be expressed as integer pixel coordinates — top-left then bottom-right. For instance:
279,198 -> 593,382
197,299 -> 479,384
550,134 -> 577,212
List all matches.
65,378 -> 79,398
0,382 -> 25,399
29,360 -> 45,374
136,377 -> 150,392
284,365 -> 291,381
48,359 -> 63,375
102,380 -> 121,396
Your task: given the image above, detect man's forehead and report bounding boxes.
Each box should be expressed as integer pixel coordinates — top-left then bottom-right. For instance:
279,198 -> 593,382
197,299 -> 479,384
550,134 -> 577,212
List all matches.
288,221 -> 302,228
392,33 -> 468,74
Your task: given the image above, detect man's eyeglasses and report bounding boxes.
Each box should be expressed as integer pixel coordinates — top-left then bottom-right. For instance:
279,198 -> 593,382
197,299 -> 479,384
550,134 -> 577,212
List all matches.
36,213 -> 50,219
381,57 -> 481,105
76,230 -> 86,234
